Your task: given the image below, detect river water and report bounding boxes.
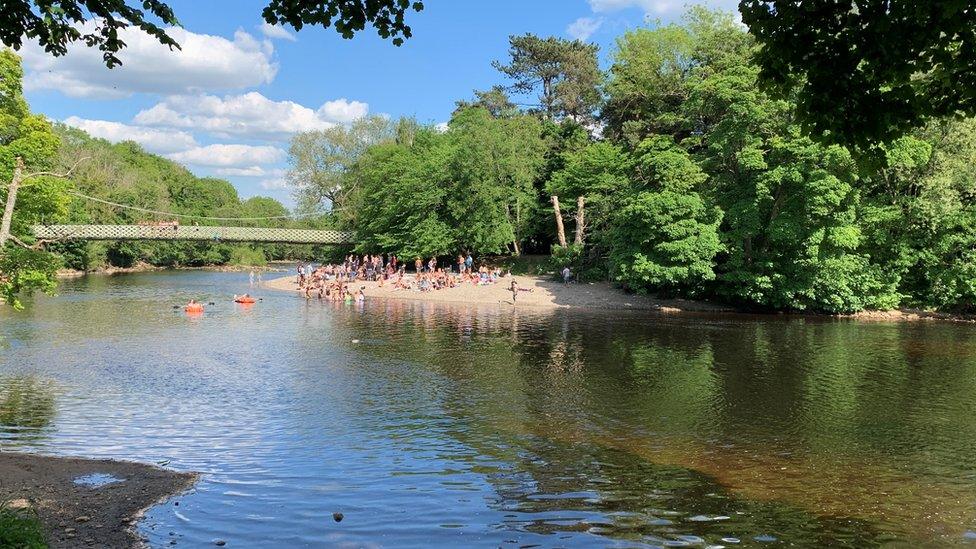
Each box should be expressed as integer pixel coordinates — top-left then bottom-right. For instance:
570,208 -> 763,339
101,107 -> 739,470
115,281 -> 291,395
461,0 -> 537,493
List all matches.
1,271 -> 976,548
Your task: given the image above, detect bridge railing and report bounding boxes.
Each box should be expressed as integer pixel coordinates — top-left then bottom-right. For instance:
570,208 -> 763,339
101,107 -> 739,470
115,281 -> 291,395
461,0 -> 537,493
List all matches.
31,224 -> 355,245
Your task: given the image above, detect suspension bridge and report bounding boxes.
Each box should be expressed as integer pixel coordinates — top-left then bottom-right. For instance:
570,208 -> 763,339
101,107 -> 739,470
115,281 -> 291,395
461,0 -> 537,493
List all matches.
30,224 -> 356,245
20,190 -> 356,245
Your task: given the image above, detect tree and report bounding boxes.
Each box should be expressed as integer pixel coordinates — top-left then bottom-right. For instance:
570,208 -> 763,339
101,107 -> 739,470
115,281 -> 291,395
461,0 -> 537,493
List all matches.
609,136 -> 722,295
0,51 -> 70,309
349,108 -> 546,257
548,141 -> 631,247
0,0 -> 425,68
287,115 -> 395,214
602,7 -> 751,145
740,0 -> 976,147
493,34 -> 602,122
454,86 -> 519,119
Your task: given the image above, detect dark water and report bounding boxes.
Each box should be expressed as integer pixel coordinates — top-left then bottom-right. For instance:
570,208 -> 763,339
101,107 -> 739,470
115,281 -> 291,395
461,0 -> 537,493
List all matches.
2,271 -> 976,548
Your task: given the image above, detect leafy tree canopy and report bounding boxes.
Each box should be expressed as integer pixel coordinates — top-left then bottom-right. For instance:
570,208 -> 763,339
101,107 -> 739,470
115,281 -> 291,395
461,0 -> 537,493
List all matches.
493,34 -> 602,122
0,0 -> 424,68
740,0 -> 976,147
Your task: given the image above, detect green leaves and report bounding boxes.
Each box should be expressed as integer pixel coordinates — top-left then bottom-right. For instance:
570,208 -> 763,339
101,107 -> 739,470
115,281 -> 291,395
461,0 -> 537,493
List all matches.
1,1 -> 423,67
350,108 -> 546,257
741,0 -> 976,147
609,137 -> 722,296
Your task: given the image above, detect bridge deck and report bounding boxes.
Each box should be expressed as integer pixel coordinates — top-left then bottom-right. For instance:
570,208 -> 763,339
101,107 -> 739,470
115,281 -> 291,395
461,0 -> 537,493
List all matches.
31,225 -> 355,245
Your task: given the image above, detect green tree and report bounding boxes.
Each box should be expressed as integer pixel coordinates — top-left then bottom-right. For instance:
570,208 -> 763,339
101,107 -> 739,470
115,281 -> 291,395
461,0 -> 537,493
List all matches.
454,86 -> 519,119
493,34 -> 602,122
0,50 -> 69,309
1,0 -> 424,67
350,108 -> 546,257
547,141 -> 631,247
287,115 -> 395,214
609,136 -> 722,295
740,0 -> 976,146
603,7 -> 750,145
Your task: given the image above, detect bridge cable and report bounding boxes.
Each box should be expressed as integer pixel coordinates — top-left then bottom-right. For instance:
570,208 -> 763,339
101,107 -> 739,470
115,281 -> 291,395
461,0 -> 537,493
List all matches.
68,190 -> 336,223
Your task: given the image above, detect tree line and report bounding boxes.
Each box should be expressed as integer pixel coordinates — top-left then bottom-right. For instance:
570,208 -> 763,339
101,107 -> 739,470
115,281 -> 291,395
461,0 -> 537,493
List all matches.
0,50 -> 327,308
288,7 -> 976,314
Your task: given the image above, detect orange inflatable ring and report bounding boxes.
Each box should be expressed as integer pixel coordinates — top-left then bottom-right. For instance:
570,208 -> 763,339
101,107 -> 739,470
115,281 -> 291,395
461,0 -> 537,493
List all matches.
184,304 -> 204,313
234,297 -> 256,304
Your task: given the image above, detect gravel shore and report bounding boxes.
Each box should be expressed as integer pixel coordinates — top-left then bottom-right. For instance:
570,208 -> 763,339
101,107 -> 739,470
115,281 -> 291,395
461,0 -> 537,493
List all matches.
0,452 -> 196,548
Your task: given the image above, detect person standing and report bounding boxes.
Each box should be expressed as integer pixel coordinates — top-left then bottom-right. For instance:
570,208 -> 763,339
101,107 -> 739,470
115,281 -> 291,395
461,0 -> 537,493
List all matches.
465,253 -> 473,273
510,278 -> 519,303
562,266 -> 572,284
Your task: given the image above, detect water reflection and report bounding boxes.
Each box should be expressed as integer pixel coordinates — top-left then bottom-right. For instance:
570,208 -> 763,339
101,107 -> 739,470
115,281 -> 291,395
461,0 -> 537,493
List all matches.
1,272 -> 975,547
0,376 -> 57,445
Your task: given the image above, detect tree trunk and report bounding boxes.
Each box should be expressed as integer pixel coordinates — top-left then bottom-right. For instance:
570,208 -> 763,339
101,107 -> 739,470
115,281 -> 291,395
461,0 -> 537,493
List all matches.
506,203 -> 521,256
551,195 -> 567,248
0,157 -> 24,248
574,195 -> 585,246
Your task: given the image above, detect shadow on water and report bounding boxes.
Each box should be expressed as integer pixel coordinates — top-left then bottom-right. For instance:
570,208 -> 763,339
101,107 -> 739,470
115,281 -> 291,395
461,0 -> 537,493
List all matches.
343,299 -> 976,546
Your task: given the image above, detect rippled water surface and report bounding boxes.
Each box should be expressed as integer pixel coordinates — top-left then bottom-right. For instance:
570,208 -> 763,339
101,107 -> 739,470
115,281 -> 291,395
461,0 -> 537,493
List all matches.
2,271 -> 976,547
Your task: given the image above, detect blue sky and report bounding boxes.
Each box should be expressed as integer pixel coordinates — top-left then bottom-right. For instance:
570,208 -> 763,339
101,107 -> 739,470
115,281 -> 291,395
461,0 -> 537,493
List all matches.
21,0 -> 737,206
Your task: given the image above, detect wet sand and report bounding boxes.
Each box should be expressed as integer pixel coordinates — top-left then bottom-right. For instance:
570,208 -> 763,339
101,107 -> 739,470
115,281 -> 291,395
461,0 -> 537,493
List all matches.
0,452 -> 197,548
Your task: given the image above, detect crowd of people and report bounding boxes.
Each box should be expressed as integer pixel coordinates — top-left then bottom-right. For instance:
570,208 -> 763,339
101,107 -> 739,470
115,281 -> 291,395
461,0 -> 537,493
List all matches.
294,253 -> 515,301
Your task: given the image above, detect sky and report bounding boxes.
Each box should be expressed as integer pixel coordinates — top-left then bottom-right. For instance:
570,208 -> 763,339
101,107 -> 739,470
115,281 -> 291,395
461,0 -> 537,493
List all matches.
21,0 -> 738,207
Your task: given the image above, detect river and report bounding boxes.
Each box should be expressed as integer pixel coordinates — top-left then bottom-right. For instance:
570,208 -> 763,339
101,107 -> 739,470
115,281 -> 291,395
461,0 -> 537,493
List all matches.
1,271 -> 975,547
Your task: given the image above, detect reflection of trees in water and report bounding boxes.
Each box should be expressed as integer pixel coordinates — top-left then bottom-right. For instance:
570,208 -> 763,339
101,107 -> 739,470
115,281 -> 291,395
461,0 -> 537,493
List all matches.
338,303 -> 976,544
0,376 -> 57,444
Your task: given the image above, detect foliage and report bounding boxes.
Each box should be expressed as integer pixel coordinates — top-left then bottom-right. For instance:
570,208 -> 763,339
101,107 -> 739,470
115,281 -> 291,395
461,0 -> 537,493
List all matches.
55,125 -> 308,271
608,137 -> 722,295
493,34 -> 602,122
350,108 -> 546,257
0,247 -> 60,310
1,0 -> 423,68
0,50 -> 67,309
602,7 -> 751,145
740,0 -> 976,147
287,115 -> 396,214
0,504 -> 46,549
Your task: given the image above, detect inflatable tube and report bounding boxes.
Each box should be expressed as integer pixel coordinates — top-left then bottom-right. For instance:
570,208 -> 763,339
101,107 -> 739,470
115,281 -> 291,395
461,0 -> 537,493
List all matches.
184,304 -> 204,313
234,297 -> 256,304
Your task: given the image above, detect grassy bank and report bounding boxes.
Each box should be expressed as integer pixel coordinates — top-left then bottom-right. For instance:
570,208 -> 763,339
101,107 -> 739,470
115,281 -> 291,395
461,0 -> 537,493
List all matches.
0,504 -> 46,548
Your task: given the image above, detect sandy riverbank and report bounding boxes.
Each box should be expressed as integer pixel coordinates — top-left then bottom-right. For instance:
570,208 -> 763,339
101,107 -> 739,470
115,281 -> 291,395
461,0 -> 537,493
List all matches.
263,273 -> 734,313
0,453 -> 197,548
263,273 -> 976,322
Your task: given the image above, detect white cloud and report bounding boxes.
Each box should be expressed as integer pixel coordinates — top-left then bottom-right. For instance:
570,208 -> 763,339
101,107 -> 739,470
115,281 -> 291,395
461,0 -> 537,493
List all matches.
259,178 -> 290,190
214,167 -> 286,178
317,99 -> 369,125
63,116 -> 198,154
259,22 -> 297,42
134,92 -> 370,141
22,25 -> 278,98
567,17 -> 603,41
166,144 -> 285,169
434,122 -> 449,133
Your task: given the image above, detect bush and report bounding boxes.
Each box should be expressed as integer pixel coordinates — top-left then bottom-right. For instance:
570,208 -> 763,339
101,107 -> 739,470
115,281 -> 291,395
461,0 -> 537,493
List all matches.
229,246 -> 268,267
0,505 -> 47,548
